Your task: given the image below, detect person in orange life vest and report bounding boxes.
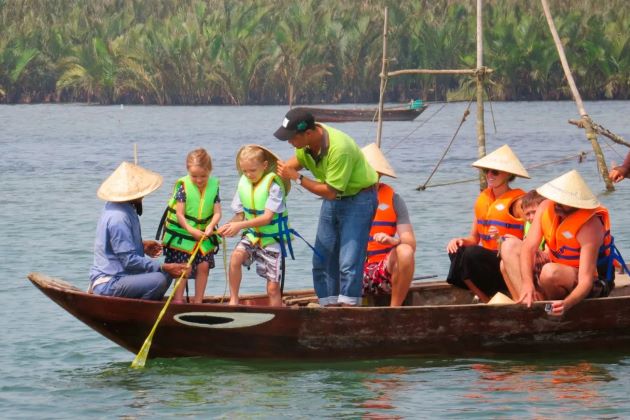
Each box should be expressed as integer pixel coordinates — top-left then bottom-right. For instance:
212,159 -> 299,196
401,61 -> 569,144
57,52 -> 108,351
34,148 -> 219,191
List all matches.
361,143 -> 416,307
519,170 -> 620,316
446,145 -> 530,303
609,150 -> 630,183
499,190 -> 547,300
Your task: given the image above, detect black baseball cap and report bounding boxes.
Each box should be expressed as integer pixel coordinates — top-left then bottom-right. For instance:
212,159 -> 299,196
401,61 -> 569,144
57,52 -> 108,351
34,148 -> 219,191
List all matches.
273,108 -> 316,141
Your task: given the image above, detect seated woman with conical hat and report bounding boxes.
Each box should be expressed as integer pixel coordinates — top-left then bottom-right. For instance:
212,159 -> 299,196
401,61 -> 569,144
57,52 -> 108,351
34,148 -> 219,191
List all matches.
519,170 -> 626,316
446,145 -> 530,303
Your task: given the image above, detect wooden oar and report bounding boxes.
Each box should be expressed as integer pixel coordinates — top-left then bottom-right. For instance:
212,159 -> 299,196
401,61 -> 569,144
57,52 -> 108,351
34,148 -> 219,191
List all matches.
131,235 -> 205,369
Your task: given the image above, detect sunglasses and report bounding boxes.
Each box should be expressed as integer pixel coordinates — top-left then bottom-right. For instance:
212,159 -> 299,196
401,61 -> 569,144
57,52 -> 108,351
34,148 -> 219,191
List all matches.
483,169 -> 501,175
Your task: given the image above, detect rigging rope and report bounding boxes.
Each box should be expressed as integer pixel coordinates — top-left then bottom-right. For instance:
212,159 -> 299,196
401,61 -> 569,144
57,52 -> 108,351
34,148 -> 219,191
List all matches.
420,151 -> 589,189
417,96 -> 475,190
219,237 -> 228,303
603,139 -> 627,161
485,84 -> 498,134
383,101 -> 448,155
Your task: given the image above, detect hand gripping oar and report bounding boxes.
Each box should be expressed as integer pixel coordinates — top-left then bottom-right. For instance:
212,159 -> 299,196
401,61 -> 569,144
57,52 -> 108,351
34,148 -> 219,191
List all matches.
131,235 -> 205,369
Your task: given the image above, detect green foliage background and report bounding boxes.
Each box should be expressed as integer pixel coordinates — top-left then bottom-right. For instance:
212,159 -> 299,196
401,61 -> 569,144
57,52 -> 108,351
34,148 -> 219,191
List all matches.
1,0 -> 628,104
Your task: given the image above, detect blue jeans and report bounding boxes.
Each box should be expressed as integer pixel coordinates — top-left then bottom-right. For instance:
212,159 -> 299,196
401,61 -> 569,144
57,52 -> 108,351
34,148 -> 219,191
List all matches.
93,272 -> 172,301
313,188 -> 377,305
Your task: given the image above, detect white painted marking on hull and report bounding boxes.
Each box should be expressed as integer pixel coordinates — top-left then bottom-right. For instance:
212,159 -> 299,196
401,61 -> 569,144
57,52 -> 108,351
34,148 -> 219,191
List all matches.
174,311 -> 275,329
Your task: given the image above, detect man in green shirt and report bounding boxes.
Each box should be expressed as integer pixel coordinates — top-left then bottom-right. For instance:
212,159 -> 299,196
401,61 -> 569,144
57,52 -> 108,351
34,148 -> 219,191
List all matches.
275,108 -> 378,306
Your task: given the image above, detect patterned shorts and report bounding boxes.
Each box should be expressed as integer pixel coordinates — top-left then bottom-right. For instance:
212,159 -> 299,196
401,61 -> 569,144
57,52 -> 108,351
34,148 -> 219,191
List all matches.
363,259 -> 392,296
164,247 -> 215,277
236,237 -> 282,283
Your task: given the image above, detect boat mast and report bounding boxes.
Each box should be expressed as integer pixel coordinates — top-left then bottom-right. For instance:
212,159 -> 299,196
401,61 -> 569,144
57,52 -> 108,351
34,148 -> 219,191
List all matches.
475,0 -> 488,190
540,0 -> 614,191
375,7 -> 388,148
375,5 -> 493,191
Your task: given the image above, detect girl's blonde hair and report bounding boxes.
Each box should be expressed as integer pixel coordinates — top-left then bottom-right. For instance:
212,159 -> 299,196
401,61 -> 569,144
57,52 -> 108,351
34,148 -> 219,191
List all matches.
238,145 -> 267,165
187,148 -> 212,172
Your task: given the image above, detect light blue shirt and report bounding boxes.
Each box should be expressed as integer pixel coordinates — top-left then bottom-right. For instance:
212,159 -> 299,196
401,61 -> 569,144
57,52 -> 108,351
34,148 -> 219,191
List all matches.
89,202 -> 161,282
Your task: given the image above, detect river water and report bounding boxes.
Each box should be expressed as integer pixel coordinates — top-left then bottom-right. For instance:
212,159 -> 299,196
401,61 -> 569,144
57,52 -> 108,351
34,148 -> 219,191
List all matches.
1,102 -> 629,418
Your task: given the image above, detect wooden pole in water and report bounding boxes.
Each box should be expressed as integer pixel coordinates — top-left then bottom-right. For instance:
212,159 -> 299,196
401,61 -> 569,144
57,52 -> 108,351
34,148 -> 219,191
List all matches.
475,0 -> 487,190
540,0 -> 614,191
376,7 -> 388,148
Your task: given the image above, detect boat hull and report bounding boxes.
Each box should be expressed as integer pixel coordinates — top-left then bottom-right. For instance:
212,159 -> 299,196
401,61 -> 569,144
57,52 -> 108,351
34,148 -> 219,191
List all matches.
296,105 -> 427,123
28,273 -> 630,359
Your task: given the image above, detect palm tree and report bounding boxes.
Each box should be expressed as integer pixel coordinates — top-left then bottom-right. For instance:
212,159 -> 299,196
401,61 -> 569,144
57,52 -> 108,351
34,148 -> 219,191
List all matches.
0,36 -> 39,102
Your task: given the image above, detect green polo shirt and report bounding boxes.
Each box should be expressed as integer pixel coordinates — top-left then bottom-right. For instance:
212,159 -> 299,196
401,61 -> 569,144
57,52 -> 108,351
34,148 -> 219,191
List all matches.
296,124 -> 377,197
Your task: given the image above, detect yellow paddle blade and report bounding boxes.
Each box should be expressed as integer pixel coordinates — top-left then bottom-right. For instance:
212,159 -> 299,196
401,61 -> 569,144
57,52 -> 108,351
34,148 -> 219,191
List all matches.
129,280 -> 177,369
130,335 -> 153,368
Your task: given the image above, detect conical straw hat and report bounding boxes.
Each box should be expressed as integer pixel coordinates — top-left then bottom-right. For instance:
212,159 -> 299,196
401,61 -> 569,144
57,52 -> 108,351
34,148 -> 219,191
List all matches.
536,169 -> 599,209
487,292 -> 515,305
236,144 -> 291,193
361,143 -> 397,178
472,144 -> 530,179
97,161 -> 163,202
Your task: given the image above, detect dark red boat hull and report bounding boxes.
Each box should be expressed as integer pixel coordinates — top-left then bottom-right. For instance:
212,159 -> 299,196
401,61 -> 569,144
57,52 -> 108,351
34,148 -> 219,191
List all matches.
28,273 -> 630,359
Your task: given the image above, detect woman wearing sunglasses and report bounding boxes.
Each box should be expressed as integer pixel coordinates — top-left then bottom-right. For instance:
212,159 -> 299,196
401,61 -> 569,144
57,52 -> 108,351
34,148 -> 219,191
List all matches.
446,145 -> 530,302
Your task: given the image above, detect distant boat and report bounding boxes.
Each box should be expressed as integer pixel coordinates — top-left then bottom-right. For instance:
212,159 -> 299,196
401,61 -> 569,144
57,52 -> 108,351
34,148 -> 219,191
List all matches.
296,100 -> 427,123
28,272 -> 630,360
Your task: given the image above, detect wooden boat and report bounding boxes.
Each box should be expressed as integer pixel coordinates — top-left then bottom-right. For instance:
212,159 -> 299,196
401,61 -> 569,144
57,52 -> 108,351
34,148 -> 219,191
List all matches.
296,103 -> 427,123
28,272 -> 630,360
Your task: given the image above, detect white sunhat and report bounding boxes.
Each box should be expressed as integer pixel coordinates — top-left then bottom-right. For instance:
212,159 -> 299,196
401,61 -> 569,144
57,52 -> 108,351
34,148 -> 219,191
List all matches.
536,169 -> 600,209
487,292 -> 515,305
361,143 -> 397,178
97,161 -> 163,202
472,144 -> 530,179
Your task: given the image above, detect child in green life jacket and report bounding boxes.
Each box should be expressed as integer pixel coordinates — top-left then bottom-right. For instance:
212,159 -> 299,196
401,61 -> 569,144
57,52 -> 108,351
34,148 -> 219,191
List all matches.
162,148 -> 222,304
217,144 -> 291,307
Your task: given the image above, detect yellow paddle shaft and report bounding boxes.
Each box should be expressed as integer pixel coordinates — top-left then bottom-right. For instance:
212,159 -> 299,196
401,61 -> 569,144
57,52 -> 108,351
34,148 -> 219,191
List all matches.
130,235 -> 206,369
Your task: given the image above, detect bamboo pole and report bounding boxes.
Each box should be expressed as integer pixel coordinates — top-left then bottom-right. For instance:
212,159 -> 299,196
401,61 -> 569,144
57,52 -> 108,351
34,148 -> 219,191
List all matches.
540,0 -> 613,191
476,0 -> 487,190
568,119 -> 630,148
376,7 -> 388,148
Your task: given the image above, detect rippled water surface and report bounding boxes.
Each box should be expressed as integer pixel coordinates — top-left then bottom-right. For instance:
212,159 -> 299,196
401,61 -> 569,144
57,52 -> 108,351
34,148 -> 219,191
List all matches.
2,102 -> 629,418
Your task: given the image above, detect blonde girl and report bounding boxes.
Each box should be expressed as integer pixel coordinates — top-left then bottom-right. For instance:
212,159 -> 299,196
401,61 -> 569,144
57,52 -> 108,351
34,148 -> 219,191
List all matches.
218,145 -> 291,307
162,148 -> 221,304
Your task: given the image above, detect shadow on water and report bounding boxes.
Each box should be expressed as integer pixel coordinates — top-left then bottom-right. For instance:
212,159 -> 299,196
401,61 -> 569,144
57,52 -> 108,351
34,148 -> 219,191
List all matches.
46,349 -> 630,418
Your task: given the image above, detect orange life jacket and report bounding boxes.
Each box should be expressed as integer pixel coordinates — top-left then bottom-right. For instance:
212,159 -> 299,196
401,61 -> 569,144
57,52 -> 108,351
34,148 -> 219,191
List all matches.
474,187 -> 526,251
366,183 -> 397,264
540,200 -> 612,270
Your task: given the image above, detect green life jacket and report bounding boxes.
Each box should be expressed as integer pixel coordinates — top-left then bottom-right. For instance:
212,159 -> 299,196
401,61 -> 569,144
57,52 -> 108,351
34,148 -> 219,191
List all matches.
524,220 -> 546,251
237,172 -> 292,251
162,175 -> 220,255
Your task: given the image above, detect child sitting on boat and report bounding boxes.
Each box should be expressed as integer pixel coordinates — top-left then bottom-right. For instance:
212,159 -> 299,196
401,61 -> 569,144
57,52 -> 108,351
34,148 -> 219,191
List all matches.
360,143 -> 416,307
499,189 -> 547,300
161,148 -> 222,304
218,145 -> 292,307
